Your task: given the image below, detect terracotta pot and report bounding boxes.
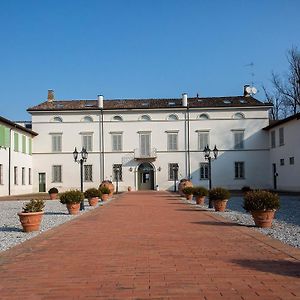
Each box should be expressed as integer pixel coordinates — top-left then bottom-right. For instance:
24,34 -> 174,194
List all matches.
185,194 -> 193,201
66,203 -> 80,215
18,211 -> 44,232
178,180 -> 193,196
251,210 -> 276,228
195,196 -> 205,205
213,199 -> 228,212
88,197 -> 99,206
99,181 -> 114,197
49,193 -> 58,200
127,186 -> 132,192
101,194 -> 109,201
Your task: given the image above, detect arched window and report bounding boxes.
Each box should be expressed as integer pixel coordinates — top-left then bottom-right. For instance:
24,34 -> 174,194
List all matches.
198,113 -> 209,120
82,116 -> 93,122
233,112 -> 245,119
140,115 -> 151,121
52,116 -> 63,122
167,114 -> 179,121
112,115 -> 123,121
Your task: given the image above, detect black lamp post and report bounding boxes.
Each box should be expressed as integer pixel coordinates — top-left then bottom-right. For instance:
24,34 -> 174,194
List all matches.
203,145 -> 218,208
114,165 -> 121,194
73,147 -> 88,210
172,164 -> 179,192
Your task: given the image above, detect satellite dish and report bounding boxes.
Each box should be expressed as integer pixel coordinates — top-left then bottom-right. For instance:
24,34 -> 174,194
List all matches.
251,87 -> 257,94
245,86 -> 252,94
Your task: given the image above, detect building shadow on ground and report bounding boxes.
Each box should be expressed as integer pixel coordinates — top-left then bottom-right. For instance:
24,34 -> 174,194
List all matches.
176,208 -> 207,212
231,259 -> 300,278
190,220 -> 256,227
0,226 -> 22,232
44,212 -> 68,216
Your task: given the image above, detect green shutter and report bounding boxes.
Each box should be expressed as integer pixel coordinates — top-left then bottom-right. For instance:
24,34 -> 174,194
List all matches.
22,135 -> 26,153
14,133 -> 19,152
0,125 -> 5,147
4,128 -> 10,147
29,138 -> 32,155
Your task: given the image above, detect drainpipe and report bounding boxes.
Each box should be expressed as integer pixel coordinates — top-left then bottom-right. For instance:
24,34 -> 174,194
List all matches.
97,95 -> 105,182
8,128 -> 12,195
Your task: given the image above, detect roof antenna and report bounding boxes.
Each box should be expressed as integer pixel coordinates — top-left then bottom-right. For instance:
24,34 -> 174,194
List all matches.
244,62 -> 255,87
196,93 -> 199,98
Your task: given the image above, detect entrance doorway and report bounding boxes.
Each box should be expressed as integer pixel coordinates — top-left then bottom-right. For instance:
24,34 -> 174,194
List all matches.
39,173 -> 46,192
138,163 -> 154,190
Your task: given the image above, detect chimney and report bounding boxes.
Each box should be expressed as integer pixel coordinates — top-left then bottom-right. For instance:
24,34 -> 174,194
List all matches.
182,93 -> 188,107
243,85 -> 251,97
97,94 -> 104,109
47,89 -> 54,102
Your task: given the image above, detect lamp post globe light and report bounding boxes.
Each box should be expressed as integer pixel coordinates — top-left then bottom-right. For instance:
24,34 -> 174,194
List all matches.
73,147 -> 88,210
172,164 -> 179,192
203,145 -> 218,208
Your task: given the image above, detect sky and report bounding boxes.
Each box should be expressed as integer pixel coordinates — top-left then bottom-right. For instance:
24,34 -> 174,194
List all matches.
0,0 -> 299,120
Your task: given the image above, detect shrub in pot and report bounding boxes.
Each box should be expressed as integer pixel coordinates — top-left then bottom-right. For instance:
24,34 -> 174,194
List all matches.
48,187 -> 59,200
209,187 -> 230,212
99,186 -> 110,201
60,190 -> 84,214
241,186 -> 252,195
243,190 -> 280,228
84,188 -> 101,206
193,186 -> 208,205
178,179 -> 193,196
18,199 -> 45,232
99,180 -> 114,197
182,186 -> 194,201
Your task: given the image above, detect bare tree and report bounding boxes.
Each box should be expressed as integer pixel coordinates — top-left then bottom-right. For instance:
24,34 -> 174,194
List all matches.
272,47 -> 300,115
262,85 -> 285,120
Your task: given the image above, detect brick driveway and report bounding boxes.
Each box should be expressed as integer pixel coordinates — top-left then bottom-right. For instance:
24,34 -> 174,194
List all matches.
0,191 -> 299,299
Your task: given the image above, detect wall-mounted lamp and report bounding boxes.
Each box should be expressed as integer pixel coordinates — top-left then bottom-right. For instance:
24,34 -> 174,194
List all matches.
129,167 -> 133,172
157,167 -> 161,172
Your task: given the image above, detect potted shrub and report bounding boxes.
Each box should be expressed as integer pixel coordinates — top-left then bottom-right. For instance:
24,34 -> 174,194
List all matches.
84,188 -> 101,206
60,190 -> 84,215
182,186 -> 194,201
128,186 -> 132,192
243,190 -> 280,228
48,187 -> 59,200
241,186 -> 252,195
18,199 -> 45,232
99,186 -> 110,201
178,179 -> 193,196
99,180 -> 114,197
209,187 -> 230,212
193,186 -> 208,205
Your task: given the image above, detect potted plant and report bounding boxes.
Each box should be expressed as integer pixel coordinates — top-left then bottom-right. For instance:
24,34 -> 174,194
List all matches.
60,190 -> 84,215
48,187 -> 59,200
182,186 -> 194,201
99,186 -> 110,201
128,186 -> 132,192
209,187 -> 230,212
243,190 -> 280,228
17,199 -> 45,232
99,180 -> 114,197
178,179 -> 193,196
84,188 -> 101,206
241,186 -> 252,195
193,186 -> 208,205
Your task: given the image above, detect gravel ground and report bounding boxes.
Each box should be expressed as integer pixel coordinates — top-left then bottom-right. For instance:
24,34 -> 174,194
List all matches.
184,195 -> 300,249
0,199 -> 111,253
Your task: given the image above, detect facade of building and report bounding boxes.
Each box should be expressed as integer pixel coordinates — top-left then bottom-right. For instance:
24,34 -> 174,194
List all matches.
264,113 -> 300,191
0,116 -> 37,196
27,89 -> 273,193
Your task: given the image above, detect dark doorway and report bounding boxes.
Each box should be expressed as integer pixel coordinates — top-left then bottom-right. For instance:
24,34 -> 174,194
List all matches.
38,173 -> 46,192
138,163 -> 154,190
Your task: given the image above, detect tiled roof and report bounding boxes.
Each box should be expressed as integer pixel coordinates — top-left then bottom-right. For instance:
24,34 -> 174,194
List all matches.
263,113 -> 300,130
27,96 -> 271,112
0,116 -> 38,136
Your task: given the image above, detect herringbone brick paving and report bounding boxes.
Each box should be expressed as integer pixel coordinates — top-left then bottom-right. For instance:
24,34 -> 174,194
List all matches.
0,191 -> 299,299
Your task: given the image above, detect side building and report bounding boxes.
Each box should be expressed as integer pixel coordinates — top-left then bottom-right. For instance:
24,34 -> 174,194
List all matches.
28,89 -> 272,193
264,113 -> 300,192
0,116 -> 38,196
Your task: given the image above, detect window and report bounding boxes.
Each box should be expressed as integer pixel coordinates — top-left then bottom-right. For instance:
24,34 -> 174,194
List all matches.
22,135 -> 26,153
28,168 -> 32,185
233,113 -> 245,119
14,166 -> 18,185
0,125 -> 10,148
235,162 -> 245,179
289,157 -> 295,165
167,133 -> 178,151
82,116 -> 93,122
51,134 -> 62,152
279,127 -> 284,146
52,116 -> 63,122
280,159 -> 284,166
112,133 -> 122,151
82,134 -> 93,151
233,130 -> 244,149
167,114 -> 178,121
112,115 -> 123,121
168,163 -> 179,181
200,163 -> 209,180
14,133 -> 19,152
113,164 -> 123,181
271,130 -> 276,148
84,165 -> 93,182
140,115 -> 151,121
52,165 -> 62,182
198,114 -> 209,120
22,167 -> 25,185
0,164 -> 3,185
198,131 -> 209,151
140,133 -> 151,156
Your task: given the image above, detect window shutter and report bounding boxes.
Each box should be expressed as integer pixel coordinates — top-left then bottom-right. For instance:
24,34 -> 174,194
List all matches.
22,135 -> 26,153
14,133 -> 19,152
0,125 -> 4,147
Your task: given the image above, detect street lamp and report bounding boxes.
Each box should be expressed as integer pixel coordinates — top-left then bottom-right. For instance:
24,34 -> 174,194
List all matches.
203,145 -> 218,208
172,164 -> 179,192
73,147 -> 88,210
113,165 -> 121,194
